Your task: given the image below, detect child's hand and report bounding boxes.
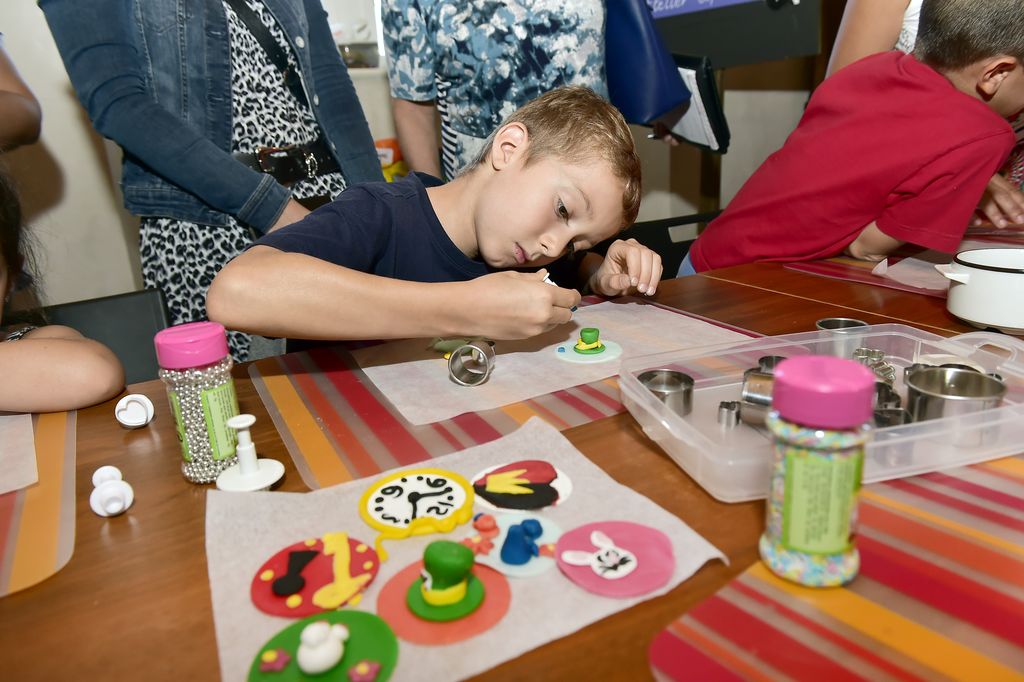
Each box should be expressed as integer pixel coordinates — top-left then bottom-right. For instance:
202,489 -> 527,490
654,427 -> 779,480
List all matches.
463,269 -> 581,339
972,173 -> 1024,228
587,239 -> 663,297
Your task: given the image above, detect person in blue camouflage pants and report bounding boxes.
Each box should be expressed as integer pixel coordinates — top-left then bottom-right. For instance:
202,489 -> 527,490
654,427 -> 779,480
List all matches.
382,0 -> 606,180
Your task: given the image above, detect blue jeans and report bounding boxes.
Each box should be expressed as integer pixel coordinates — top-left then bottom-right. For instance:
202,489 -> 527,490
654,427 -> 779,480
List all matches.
677,252 -> 697,277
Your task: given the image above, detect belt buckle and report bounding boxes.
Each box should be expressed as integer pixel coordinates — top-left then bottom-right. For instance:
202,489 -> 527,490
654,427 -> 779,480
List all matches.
303,151 -> 318,180
256,146 -> 290,174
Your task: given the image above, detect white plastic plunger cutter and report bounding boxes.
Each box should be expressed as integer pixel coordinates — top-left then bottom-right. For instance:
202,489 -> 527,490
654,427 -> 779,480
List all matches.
90,465 -> 134,517
216,414 -> 285,492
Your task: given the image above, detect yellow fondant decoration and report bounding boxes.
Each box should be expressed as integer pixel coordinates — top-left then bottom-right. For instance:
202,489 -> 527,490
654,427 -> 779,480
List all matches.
349,593 -> 363,607
362,561 -> 374,571
355,662 -> 370,674
260,569 -> 274,581
304,539 -> 317,547
356,544 -> 368,553
358,468 -> 474,561
422,578 -> 468,606
312,532 -> 373,609
261,650 -> 278,663
483,468 -> 533,495
574,339 -> 604,351
286,595 -> 302,609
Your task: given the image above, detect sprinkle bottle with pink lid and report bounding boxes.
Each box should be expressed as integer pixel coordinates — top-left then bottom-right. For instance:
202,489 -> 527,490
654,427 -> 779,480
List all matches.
759,356 -> 875,587
154,322 -> 240,483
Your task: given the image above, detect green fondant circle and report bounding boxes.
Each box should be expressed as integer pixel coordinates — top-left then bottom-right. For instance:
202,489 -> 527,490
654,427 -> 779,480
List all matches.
248,610 -> 398,681
579,327 -> 600,344
405,574 -> 485,622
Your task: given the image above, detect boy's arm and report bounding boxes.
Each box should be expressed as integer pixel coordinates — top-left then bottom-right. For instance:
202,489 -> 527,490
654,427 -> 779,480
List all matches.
844,222 -> 904,262
0,326 -> 124,413
973,172 -> 1024,228
207,246 -> 581,341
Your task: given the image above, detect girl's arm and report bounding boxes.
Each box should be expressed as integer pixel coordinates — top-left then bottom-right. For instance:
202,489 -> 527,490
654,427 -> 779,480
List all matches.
0,326 -> 124,413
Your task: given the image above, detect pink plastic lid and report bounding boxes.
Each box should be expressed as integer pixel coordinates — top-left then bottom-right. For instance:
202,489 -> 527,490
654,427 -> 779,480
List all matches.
772,356 -> 875,429
154,321 -> 229,370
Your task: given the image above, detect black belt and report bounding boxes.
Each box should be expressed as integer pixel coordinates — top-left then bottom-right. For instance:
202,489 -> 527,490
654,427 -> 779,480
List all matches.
233,138 -> 340,185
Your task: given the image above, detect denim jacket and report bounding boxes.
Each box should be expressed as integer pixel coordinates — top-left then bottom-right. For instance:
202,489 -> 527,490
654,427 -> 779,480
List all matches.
39,0 -> 383,232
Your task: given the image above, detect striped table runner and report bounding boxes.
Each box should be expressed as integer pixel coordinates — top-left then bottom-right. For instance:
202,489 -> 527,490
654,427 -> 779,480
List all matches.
249,346 -> 627,489
649,456 -> 1024,681
0,411 -> 77,597
249,304 -> 757,490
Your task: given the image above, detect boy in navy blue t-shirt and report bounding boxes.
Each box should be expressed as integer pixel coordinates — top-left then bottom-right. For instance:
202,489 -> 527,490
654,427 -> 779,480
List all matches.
208,87 -> 661,341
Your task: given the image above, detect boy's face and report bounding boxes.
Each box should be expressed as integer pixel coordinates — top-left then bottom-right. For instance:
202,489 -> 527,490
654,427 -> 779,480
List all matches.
474,153 -> 627,269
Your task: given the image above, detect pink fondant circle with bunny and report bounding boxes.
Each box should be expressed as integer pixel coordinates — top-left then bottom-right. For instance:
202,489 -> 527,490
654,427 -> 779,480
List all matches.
555,521 -> 675,598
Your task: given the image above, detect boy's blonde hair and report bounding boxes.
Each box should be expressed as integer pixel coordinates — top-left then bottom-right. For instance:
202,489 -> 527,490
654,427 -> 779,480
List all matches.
471,86 -> 642,227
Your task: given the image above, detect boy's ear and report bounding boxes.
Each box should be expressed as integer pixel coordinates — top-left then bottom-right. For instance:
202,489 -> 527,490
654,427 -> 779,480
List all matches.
490,122 -> 528,170
977,55 -> 1020,99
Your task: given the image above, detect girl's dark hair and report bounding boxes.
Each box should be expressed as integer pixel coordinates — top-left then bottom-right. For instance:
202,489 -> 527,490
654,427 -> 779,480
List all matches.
0,170 -> 23,290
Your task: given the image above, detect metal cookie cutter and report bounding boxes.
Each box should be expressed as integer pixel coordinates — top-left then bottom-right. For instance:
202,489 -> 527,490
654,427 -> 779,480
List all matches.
852,347 -> 897,385
739,369 -> 774,426
718,400 -> 741,428
448,340 -> 496,387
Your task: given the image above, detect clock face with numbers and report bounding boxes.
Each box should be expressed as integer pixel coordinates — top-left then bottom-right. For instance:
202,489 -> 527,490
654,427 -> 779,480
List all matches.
359,468 -> 474,544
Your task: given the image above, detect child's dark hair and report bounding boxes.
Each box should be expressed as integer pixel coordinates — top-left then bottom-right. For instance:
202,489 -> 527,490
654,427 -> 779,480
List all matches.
0,170 -> 24,294
916,0 -> 1024,70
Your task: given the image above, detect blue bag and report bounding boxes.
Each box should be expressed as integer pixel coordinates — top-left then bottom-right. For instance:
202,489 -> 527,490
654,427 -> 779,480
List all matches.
605,0 -> 691,124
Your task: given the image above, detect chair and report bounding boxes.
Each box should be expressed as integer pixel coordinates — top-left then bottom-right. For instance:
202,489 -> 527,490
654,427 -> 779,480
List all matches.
618,210 -> 721,280
39,288 -> 171,384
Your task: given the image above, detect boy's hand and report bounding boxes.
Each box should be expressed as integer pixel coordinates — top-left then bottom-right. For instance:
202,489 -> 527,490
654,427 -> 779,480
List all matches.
463,270 -> 581,339
972,173 -> 1024,228
587,239 -> 663,297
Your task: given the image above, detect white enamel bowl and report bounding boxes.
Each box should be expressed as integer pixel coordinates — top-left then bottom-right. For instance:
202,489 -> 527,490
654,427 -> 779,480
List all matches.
935,248 -> 1024,335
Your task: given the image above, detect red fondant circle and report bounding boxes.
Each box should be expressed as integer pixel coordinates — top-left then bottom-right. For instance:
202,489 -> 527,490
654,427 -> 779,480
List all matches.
251,535 -> 379,617
376,561 -> 511,645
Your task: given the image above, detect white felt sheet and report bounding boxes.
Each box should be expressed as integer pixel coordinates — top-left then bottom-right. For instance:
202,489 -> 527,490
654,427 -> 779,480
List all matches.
871,240 -> 1019,292
352,302 -> 748,425
0,413 -> 37,495
206,418 -> 724,681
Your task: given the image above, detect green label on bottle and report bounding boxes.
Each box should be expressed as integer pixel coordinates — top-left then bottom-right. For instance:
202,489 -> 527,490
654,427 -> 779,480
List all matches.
201,382 -> 239,461
169,390 -> 191,463
781,449 -> 861,555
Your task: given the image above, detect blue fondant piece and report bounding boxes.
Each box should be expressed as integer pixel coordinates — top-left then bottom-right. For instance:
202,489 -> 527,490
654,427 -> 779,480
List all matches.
500,519 -> 543,565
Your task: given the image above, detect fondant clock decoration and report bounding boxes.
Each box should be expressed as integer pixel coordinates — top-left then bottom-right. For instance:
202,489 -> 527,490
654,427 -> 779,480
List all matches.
358,467 -> 474,559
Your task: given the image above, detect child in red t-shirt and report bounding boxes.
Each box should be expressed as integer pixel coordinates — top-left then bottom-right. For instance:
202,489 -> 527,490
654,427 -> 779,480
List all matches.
683,0 -> 1024,275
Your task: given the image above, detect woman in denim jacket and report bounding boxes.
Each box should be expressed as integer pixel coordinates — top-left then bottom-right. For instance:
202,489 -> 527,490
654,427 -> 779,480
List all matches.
40,0 -> 384,360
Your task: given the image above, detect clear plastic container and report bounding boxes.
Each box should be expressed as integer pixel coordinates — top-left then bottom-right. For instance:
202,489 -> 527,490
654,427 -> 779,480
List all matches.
619,324 -> 1024,503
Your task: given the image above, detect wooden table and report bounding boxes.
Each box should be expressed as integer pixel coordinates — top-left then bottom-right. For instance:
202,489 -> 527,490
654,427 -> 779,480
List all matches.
0,265 -> 965,681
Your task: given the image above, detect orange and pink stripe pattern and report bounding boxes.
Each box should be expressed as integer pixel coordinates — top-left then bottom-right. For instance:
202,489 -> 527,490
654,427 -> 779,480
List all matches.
249,346 -> 627,489
0,412 -> 77,597
649,455 -> 1024,680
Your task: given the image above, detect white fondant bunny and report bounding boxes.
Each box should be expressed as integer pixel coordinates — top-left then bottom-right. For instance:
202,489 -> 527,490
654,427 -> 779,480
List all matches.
560,530 -> 637,580
296,620 -> 350,675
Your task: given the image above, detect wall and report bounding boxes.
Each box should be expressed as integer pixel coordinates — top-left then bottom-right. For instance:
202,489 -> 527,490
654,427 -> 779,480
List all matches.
1,5 -> 141,308
0,3 -> 812,306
